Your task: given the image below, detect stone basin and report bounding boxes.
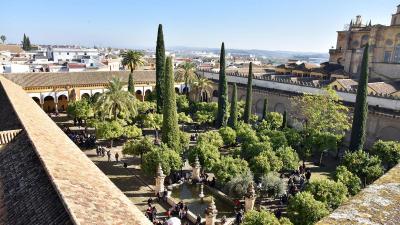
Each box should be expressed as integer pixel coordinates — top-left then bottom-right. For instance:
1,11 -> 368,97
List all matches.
171,183 -> 235,218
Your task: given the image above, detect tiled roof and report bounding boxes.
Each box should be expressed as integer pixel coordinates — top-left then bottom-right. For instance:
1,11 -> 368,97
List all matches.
0,132 -> 72,225
335,79 -> 358,90
1,70 -> 156,88
368,82 -> 397,95
0,44 -> 24,54
0,76 -> 152,225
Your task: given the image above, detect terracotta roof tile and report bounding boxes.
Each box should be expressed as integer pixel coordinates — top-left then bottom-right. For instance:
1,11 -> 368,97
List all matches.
0,76 -> 152,225
1,70 -> 155,88
0,44 -> 24,54
368,82 -> 397,95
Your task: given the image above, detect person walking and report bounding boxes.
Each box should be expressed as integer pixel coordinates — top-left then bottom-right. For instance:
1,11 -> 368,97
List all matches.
107,150 -> 111,162
306,169 -> 311,181
115,152 -> 119,163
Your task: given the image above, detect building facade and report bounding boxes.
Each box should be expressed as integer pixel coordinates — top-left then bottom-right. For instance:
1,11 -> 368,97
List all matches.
329,4 -> 400,81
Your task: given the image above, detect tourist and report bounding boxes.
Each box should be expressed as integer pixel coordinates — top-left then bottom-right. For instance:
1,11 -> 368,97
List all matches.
195,214 -> 201,225
156,192 -> 161,202
305,169 -> 311,181
115,152 -> 119,163
107,150 -> 111,162
236,210 -> 243,224
152,206 -> 157,221
163,189 -> 168,202
275,208 -> 282,219
221,216 -> 227,224
101,147 -> 105,157
147,197 -> 153,207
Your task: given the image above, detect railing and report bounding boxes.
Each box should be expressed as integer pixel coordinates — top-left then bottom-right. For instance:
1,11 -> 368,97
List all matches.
0,129 -> 22,145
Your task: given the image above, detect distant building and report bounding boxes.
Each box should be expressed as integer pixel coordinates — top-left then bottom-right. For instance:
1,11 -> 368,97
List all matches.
2,64 -> 30,73
329,4 -> 400,81
48,47 -> 99,63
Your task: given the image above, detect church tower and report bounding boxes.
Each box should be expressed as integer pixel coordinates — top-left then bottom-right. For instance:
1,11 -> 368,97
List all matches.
391,4 -> 400,25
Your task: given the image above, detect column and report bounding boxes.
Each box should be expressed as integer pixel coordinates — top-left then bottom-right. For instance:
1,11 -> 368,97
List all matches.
155,164 -> 166,195
244,182 -> 256,212
192,156 -> 201,182
205,197 -> 218,225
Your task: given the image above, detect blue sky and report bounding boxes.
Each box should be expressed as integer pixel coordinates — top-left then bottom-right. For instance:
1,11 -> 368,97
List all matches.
1,0 -> 398,52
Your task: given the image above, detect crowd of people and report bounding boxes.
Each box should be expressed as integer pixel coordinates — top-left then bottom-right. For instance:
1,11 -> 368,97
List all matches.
286,163 -> 312,197
63,127 -> 96,148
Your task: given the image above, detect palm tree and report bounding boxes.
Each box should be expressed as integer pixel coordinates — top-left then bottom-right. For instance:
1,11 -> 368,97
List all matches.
191,76 -> 213,102
0,35 -> 5,44
121,50 -> 144,93
175,62 -> 196,94
121,50 -> 144,72
96,77 -> 137,120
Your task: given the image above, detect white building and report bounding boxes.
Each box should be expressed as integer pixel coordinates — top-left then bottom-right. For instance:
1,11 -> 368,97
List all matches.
48,47 -> 99,63
3,64 -> 30,73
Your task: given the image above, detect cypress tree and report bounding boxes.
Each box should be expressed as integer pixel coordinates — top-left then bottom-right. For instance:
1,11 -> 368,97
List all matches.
22,34 -> 27,51
349,44 -> 369,151
282,110 -> 287,129
128,73 -> 134,94
161,57 -> 179,149
216,42 -> 228,128
243,62 -> 253,123
262,98 -> 268,120
156,24 -> 165,113
228,84 -> 238,129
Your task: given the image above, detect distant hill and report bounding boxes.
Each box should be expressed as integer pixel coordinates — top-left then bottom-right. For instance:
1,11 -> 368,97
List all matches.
169,46 -> 329,64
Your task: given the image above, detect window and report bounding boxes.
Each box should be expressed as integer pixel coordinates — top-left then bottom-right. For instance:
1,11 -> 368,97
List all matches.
384,51 -> 392,63
394,45 -> 400,63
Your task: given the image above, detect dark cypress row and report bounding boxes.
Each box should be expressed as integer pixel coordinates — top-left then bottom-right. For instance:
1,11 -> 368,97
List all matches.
262,98 -> 268,120
128,73 -> 134,94
243,62 -> 253,123
228,84 -> 238,129
349,44 -> 369,151
216,42 -> 228,128
156,24 -> 165,113
161,57 -> 179,149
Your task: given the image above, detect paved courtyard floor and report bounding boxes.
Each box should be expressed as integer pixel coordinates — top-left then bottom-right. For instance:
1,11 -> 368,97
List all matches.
84,147 -> 171,221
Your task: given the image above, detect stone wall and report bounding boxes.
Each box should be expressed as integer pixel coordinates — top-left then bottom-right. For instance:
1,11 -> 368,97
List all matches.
200,70 -> 400,147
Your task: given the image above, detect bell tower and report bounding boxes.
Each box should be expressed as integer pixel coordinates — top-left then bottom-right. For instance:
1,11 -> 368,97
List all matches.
391,4 -> 400,25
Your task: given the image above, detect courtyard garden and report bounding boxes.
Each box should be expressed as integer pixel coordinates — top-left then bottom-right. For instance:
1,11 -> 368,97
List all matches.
53,33 -> 400,225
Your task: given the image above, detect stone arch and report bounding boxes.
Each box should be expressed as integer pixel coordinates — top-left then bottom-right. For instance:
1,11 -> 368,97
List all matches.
361,35 -> 369,47
377,126 -> 400,142
182,86 -> 189,94
91,92 -> 101,103
81,93 -> 90,100
145,89 -> 152,96
396,33 -> 400,41
57,95 -> 68,112
135,90 -> 143,101
175,87 -> 180,94
274,103 -> 286,114
201,90 -> 209,102
255,98 -> 265,114
32,97 -> 41,106
43,96 -> 55,113
212,90 -> 219,98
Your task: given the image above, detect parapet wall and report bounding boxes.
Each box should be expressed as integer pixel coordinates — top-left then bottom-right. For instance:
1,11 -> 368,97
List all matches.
198,69 -> 400,111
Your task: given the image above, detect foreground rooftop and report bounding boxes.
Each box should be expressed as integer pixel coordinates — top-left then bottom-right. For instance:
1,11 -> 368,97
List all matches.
0,76 -> 151,224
